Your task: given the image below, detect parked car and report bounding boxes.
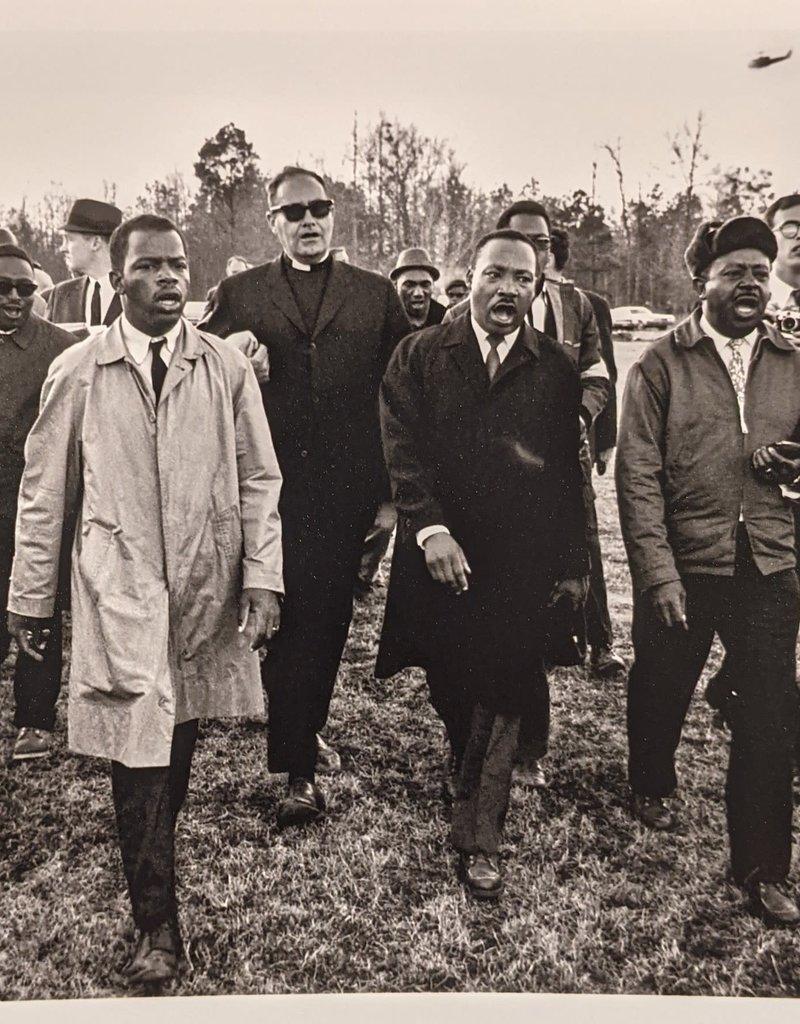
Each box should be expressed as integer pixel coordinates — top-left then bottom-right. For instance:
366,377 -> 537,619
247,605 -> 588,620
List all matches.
611,305 -> 676,331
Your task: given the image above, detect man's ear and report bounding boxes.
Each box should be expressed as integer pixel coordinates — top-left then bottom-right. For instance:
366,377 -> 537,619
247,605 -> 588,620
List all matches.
692,275 -> 707,299
109,270 -> 124,295
465,267 -> 473,286
267,214 -> 278,239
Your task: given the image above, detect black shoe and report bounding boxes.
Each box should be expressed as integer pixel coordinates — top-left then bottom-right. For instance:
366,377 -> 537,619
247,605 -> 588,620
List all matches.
630,792 -> 675,830
458,852 -> 503,900
747,882 -> 800,926
277,778 -> 326,828
590,645 -> 627,679
124,920 -> 180,986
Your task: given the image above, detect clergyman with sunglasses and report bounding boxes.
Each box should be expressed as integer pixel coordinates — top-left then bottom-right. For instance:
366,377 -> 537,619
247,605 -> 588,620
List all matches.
0,244 -> 75,762
200,165 -> 409,829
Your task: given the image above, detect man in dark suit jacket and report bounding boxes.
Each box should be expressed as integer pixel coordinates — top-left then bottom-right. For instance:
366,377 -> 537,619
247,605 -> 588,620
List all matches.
43,199 -> 123,326
0,244 -> 75,762
547,228 -> 624,681
200,166 -> 409,827
376,230 -> 588,899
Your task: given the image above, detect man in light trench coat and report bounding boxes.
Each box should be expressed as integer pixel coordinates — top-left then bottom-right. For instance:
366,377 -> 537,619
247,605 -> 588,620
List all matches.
7,214 -> 284,986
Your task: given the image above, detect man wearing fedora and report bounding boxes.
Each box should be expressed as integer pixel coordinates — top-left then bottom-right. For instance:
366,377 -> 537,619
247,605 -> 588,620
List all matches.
356,247 -> 445,596
43,198 -> 123,327
617,215 -> 800,924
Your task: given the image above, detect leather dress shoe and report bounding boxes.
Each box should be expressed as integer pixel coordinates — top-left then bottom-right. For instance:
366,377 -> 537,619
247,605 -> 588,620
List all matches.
747,882 -> 800,926
316,734 -> 342,774
458,852 -> 503,900
277,778 -> 326,828
590,645 -> 627,679
513,759 -> 547,788
630,792 -> 675,830
124,921 -> 180,985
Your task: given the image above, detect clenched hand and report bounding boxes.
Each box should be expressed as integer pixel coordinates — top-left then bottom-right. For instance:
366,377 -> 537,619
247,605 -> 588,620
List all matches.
239,588 -> 281,651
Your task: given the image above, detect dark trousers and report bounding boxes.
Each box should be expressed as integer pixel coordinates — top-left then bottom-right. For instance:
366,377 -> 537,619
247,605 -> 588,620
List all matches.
264,506 -> 375,778
628,532 -> 799,884
111,720 -> 198,933
451,703 -> 521,856
581,488 -> 613,653
0,526 -> 63,731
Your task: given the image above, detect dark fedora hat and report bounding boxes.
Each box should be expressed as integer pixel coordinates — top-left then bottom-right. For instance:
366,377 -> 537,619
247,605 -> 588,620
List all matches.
389,246 -> 440,282
684,215 -> 777,278
62,198 -> 123,237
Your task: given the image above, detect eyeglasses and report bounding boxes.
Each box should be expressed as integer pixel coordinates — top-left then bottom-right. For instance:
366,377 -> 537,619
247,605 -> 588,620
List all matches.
0,279 -> 37,297
269,199 -> 334,222
775,220 -> 800,240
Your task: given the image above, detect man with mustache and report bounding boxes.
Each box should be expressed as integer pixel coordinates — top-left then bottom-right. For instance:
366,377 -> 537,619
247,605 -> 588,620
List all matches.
0,244 -> 75,762
42,199 -> 123,327
8,214 -> 284,983
201,166 -> 409,827
377,230 -> 588,898
617,216 -> 800,924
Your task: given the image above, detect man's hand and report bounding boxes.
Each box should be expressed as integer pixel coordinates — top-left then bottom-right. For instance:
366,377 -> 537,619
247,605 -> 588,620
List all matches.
752,441 -> 800,484
226,330 -> 260,358
423,533 -> 472,593
648,581 -> 687,629
238,588 -> 281,651
7,612 -> 51,662
547,576 -> 589,612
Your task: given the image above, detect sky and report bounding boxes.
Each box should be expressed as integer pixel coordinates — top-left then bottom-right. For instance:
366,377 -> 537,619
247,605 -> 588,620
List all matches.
1,0 -> 799,219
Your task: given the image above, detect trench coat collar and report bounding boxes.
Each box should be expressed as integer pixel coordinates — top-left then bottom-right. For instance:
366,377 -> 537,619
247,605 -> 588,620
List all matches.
442,313 -> 541,394
675,307 -> 796,352
94,315 -> 203,365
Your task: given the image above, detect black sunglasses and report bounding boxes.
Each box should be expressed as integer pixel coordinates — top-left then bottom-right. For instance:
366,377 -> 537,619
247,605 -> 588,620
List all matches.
0,279 -> 38,297
269,199 -> 334,222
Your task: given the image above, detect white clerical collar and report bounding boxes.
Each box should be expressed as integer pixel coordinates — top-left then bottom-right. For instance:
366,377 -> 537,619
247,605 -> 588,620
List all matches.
120,314 -> 183,365
770,272 -> 799,309
288,253 -> 330,272
470,315 -> 521,348
699,313 -> 757,350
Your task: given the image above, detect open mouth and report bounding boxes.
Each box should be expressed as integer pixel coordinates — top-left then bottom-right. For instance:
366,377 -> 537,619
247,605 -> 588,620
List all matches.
732,294 -> 760,317
155,292 -> 182,307
490,302 -> 517,325
1,305 -> 23,319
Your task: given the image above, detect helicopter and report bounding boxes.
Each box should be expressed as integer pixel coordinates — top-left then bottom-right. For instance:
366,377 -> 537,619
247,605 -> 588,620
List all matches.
748,49 -> 793,69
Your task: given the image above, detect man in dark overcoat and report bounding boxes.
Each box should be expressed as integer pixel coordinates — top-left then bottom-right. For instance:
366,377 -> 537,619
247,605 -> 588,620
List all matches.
200,166 -> 409,826
0,243 -> 75,761
376,230 -> 588,899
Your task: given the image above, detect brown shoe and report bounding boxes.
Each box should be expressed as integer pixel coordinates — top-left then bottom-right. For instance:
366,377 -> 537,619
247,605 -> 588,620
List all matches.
513,759 -> 547,788
747,882 -> 800,926
277,778 -> 326,828
316,734 -> 341,774
124,921 -> 180,985
458,852 -> 503,900
630,792 -> 675,830
11,727 -> 53,762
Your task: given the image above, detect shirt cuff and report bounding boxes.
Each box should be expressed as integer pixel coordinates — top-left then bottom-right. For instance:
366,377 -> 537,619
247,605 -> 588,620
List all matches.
416,525 -> 450,549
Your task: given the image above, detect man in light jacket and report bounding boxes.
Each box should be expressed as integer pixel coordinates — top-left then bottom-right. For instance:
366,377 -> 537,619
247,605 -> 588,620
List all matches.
616,215 -> 800,925
8,214 -> 284,986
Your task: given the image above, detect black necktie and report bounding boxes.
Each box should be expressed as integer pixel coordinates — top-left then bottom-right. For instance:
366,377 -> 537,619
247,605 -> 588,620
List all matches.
90,281 -> 101,326
485,333 -> 504,381
150,338 -> 168,404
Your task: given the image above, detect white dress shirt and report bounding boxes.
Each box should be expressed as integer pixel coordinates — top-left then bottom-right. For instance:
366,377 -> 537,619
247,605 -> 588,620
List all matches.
415,318 -> 521,548
529,286 -> 548,331
119,314 -> 182,383
84,274 -> 117,326
769,271 -> 800,311
699,313 -> 757,434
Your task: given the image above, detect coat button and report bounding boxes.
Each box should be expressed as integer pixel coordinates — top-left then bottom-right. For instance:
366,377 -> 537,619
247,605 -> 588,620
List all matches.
301,449 -> 309,458
149,413 -> 156,423
158,696 -> 169,708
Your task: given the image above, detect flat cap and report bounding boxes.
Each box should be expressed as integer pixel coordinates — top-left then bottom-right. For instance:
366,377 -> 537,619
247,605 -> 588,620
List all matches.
62,198 -> 123,237
684,215 -> 777,277
390,246 -> 439,281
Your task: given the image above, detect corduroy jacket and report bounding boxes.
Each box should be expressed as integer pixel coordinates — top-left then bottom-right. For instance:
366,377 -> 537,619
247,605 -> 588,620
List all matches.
616,310 -> 800,592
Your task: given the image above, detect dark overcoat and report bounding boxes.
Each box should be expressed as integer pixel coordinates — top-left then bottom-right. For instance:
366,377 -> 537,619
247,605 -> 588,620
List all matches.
375,314 -> 589,713
42,276 -> 121,326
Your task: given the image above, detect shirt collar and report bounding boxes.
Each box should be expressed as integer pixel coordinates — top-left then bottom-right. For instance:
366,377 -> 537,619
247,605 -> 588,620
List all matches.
770,271 -> 799,310
699,313 -> 757,350
470,315 -> 519,350
287,253 -> 330,272
119,314 -> 183,365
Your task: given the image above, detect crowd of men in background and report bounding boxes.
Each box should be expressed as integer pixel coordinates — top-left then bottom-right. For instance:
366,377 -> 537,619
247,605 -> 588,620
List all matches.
2,173 -> 800,986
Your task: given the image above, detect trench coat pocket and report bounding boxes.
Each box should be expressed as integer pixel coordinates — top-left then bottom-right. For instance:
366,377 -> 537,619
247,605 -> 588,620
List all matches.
78,523 -> 118,600
213,504 -> 241,560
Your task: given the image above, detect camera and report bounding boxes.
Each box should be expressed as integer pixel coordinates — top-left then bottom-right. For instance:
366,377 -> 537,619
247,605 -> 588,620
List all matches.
776,309 -> 800,335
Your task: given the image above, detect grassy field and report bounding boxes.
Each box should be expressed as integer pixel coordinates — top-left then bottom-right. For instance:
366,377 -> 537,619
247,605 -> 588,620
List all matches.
3,337 -> 800,1000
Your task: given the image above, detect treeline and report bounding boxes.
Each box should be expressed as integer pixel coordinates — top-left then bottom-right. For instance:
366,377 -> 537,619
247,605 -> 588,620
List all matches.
0,114 -> 783,313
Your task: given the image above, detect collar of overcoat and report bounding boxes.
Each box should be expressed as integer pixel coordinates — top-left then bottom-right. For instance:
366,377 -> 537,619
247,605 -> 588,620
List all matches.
94,315 -> 206,405
442,312 -> 542,395
674,307 -> 797,353
262,255 -> 348,339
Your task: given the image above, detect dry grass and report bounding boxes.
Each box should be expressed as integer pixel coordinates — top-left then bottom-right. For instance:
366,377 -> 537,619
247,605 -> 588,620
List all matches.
2,339 -> 800,999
